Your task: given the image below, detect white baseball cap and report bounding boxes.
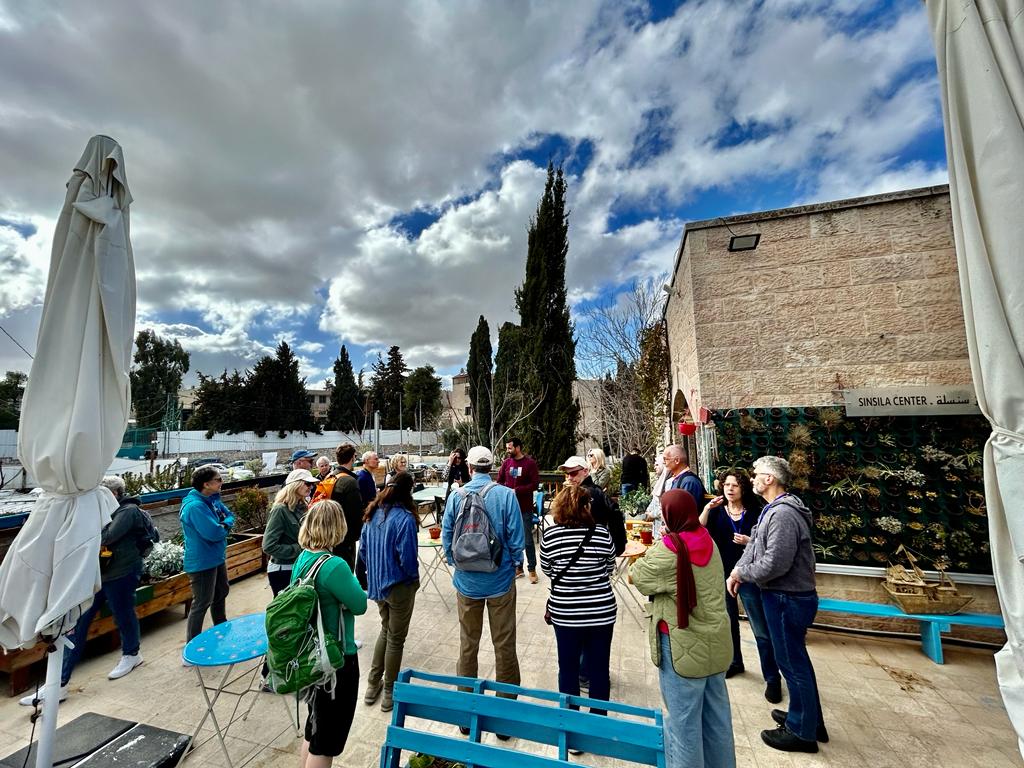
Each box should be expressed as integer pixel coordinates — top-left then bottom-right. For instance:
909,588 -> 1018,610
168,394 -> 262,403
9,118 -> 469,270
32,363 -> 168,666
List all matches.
286,469 -> 318,485
557,456 -> 588,472
466,446 -> 494,467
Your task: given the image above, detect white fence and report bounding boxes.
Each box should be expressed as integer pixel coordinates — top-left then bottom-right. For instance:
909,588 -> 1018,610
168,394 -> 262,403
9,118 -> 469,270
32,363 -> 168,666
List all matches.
155,429 -> 441,456
0,430 -> 15,459
0,428 -> 443,461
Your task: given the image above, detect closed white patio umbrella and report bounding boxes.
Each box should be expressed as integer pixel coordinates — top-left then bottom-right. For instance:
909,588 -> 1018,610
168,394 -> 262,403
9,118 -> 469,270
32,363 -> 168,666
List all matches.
927,0 -> 1024,755
0,135 -> 135,768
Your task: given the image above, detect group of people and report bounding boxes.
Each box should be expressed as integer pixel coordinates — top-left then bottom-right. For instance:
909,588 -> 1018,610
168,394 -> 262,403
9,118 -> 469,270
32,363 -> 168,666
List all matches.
32,439 -> 824,768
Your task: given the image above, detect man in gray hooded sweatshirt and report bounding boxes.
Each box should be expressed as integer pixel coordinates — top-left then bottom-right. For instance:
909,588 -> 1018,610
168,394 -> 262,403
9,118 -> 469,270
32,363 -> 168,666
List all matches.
727,455 -> 827,754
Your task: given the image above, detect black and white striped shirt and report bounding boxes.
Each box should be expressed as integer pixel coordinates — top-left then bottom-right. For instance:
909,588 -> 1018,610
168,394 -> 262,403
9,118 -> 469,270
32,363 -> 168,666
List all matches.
539,524 -> 617,627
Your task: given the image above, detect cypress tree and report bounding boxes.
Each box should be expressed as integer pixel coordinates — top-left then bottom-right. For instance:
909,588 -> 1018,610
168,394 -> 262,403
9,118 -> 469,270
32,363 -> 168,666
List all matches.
369,345 -> 409,427
325,345 -> 362,434
466,315 -> 493,445
514,162 -> 579,468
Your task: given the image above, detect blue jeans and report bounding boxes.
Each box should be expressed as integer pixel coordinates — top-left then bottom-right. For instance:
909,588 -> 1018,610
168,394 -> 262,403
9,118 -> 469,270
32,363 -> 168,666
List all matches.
737,583 -> 780,684
553,624 -> 613,714
62,566 -> 142,685
521,509 -> 536,571
657,634 -> 736,768
620,483 -> 637,497
760,590 -> 823,742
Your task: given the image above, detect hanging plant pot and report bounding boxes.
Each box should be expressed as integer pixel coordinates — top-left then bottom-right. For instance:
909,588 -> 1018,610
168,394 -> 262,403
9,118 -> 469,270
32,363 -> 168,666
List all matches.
898,434 -> 918,448
880,451 -> 899,464
769,407 -> 784,419
860,449 -> 879,463
860,433 -> 878,448
810,496 -> 827,512
785,408 -> 799,418
752,407 -> 768,418
753,435 -> 771,448
803,406 -> 819,418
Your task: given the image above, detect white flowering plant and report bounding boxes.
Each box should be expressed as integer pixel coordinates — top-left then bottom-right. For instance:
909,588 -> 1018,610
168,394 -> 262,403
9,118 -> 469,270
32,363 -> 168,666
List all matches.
143,541 -> 185,581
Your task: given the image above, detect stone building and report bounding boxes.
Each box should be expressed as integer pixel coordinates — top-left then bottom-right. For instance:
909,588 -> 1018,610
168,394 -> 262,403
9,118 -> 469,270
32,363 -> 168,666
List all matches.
664,185 -> 1000,638
665,184 -> 968,421
440,371 -> 472,428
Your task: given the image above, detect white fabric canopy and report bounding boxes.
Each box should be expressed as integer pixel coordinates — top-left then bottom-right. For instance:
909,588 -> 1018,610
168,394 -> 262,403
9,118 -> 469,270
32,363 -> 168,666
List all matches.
927,0 -> 1024,754
0,135 -> 135,649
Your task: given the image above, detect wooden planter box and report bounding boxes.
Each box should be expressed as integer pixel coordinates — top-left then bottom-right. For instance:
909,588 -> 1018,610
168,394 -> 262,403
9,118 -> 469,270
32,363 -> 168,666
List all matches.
0,533 -> 264,696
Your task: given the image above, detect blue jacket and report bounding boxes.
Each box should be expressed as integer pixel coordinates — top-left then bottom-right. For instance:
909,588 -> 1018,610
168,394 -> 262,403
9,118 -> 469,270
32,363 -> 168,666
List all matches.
357,468 -> 378,506
180,488 -> 232,573
361,503 -> 419,601
442,471 -> 524,599
669,470 -> 707,513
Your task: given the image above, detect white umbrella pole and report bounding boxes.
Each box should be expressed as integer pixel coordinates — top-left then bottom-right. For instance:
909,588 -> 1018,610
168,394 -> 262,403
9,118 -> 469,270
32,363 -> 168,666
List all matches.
35,634 -> 70,768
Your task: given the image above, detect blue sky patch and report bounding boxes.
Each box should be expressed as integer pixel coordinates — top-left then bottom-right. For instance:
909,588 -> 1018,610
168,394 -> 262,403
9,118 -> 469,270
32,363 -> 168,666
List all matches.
0,218 -> 36,239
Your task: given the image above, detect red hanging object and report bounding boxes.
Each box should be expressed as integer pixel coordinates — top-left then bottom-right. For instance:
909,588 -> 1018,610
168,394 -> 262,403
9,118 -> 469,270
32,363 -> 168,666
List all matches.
678,422 -> 697,436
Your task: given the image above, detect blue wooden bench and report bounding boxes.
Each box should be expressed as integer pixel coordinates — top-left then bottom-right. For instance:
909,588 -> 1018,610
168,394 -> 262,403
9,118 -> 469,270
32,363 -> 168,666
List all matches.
817,598 -> 1004,664
380,669 -> 666,768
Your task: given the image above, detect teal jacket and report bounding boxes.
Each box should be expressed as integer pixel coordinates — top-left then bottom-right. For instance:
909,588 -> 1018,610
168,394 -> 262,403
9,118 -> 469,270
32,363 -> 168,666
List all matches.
180,488 -> 232,573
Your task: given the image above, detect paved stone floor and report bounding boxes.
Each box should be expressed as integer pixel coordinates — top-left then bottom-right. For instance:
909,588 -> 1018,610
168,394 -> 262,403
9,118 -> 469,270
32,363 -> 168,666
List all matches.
0,567 -> 1019,768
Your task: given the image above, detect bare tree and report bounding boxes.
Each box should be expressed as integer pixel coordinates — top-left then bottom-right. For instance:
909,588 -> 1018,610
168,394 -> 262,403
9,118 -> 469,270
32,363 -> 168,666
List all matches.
576,275 -> 669,457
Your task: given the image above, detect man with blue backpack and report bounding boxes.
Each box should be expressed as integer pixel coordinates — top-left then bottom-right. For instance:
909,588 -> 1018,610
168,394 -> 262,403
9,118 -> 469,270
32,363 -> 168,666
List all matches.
441,445 -> 525,718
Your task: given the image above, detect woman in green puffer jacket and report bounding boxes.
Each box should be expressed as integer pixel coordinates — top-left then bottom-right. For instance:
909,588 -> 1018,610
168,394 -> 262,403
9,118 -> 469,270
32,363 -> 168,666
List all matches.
630,489 -> 736,768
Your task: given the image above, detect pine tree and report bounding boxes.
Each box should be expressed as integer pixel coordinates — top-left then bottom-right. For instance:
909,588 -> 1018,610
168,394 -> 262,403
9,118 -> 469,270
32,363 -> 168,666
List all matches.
325,345 -> 362,434
513,162 -> 579,467
246,341 -> 317,437
369,345 -> 409,428
404,365 -> 443,430
466,315 -> 493,445
129,330 -> 190,429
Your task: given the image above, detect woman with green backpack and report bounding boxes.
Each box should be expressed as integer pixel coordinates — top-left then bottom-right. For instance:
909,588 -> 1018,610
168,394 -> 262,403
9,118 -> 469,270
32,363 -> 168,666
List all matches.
291,499 -> 367,768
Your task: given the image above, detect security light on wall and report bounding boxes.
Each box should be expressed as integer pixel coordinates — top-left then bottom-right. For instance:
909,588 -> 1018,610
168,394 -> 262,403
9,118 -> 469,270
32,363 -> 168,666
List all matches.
728,233 -> 761,251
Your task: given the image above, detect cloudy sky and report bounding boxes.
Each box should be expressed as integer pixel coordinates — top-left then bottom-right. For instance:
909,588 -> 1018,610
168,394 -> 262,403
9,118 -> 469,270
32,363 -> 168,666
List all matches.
0,0 -> 947,388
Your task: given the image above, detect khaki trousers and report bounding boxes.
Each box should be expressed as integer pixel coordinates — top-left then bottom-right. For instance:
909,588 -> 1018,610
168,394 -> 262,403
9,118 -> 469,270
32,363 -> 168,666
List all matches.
368,580 -> 419,692
456,582 -> 521,692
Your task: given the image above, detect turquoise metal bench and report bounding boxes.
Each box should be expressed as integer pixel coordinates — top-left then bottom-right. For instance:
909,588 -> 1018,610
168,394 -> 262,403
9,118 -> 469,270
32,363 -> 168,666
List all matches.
380,669 -> 666,768
817,597 -> 1004,664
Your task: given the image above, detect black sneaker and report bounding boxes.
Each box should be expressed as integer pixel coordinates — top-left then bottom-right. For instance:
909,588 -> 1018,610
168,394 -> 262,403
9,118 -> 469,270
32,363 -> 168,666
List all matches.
459,726 -> 470,736
761,724 -> 818,753
771,709 -> 829,743
764,679 -> 783,704
725,662 -> 744,679
496,734 -> 511,742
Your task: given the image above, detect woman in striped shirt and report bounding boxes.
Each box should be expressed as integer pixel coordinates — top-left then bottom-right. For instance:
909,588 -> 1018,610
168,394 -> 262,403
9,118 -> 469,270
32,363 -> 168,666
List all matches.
540,484 -> 617,712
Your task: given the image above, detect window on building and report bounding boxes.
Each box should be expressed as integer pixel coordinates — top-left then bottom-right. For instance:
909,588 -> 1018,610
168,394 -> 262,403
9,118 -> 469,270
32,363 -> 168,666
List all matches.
319,395 -> 327,404
306,395 -> 313,403
464,405 -> 472,415
464,385 -> 470,395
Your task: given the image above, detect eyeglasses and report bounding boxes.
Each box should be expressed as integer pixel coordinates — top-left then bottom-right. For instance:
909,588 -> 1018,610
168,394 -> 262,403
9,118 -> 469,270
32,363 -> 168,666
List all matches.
564,468 -> 585,477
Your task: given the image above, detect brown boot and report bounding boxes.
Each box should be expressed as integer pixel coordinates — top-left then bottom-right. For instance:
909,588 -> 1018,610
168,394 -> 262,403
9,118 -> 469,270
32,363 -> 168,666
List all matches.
528,570 -> 539,584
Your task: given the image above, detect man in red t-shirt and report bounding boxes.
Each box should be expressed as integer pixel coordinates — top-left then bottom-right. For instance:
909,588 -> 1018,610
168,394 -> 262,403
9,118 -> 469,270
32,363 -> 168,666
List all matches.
496,437 -> 540,583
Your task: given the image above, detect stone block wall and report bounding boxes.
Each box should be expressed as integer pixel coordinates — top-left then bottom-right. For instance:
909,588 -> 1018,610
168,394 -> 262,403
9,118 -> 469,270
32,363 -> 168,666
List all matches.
666,186 -> 972,411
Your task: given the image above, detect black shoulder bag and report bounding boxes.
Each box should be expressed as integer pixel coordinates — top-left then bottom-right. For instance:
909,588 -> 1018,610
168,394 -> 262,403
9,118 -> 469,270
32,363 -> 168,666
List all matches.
544,526 -> 596,626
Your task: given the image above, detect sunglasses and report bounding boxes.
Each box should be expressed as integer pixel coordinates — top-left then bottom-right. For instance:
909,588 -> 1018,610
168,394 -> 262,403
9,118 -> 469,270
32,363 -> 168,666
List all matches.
564,468 -> 585,477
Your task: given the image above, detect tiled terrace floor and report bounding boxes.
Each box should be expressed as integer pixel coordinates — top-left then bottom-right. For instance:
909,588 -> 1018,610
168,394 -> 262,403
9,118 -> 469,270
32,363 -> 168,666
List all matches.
0,567 -> 1018,768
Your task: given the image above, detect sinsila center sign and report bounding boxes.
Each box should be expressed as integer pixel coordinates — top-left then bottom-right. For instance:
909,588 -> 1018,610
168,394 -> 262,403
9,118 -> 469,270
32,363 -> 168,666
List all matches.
843,386 -> 981,417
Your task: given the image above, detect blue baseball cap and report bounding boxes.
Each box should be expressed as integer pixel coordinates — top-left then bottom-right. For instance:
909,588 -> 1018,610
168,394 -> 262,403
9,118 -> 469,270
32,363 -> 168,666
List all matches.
290,449 -> 317,463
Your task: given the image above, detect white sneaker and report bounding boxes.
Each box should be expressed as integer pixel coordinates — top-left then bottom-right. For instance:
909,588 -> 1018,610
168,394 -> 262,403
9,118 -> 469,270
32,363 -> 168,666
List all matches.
18,685 -> 69,707
108,654 -> 143,680
354,639 -> 363,650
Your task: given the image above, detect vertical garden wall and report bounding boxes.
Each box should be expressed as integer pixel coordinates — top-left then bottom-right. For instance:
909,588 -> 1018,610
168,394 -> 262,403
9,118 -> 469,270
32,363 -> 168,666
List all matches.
710,407 -> 992,574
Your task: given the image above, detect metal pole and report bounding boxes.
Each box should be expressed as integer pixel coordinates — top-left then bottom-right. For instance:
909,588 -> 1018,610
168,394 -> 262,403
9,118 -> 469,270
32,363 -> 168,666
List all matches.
399,393 -> 403,454
418,399 -> 423,459
35,634 -> 71,768
374,411 -> 380,454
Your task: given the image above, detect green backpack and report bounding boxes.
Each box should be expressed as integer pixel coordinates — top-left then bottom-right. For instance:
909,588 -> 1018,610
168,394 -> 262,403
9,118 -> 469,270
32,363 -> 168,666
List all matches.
264,554 -> 345,694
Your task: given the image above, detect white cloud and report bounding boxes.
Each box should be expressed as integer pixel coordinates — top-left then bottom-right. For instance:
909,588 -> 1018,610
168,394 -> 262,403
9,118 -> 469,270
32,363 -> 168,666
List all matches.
0,0 -> 946,380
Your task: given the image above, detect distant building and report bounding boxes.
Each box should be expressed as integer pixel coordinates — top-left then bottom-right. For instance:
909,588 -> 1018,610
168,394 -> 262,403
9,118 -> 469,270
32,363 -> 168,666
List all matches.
440,371 -> 472,428
306,388 -> 330,424
178,387 -> 198,426
573,379 -> 609,456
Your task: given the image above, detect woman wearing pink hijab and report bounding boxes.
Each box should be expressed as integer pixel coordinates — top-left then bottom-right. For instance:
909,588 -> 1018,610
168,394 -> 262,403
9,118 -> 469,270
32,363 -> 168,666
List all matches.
630,490 -> 735,768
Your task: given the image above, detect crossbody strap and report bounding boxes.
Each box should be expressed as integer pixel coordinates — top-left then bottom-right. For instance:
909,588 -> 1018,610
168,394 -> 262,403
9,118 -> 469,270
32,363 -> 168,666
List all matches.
550,527 -> 596,589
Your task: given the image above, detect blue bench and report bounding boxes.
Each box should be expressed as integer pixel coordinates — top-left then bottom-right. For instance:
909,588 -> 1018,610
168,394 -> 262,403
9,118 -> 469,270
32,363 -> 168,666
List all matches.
380,669 -> 666,768
817,598 -> 1004,664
